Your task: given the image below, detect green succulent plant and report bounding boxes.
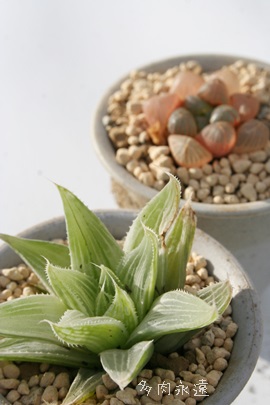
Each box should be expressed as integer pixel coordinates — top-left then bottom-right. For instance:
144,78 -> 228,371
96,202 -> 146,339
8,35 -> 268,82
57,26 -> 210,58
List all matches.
0,176 -> 232,404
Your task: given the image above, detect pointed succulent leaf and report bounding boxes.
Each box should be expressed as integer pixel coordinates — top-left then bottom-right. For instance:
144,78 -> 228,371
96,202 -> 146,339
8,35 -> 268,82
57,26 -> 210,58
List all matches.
100,341 -> 154,390
95,265 -> 138,330
95,285 -> 113,316
126,290 -> 219,347
0,295 -> 66,343
105,281 -> 138,333
98,265 -> 125,294
56,185 -> 123,276
124,175 -> 181,252
95,265 -> 123,316
0,337 -> 100,368
0,233 -> 70,294
197,280 -> 233,315
154,281 -> 232,353
46,262 -> 97,316
165,200 -> 197,291
48,310 -> 128,353
117,227 -> 158,321
154,329 -> 200,354
155,244 -> 167,296
62,368 -> 103,405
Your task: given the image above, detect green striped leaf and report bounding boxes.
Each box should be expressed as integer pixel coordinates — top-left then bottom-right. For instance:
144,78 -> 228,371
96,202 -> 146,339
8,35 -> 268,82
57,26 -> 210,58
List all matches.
46,262 -> 97,316
93,265 -> 138,331
56,185 -> 123,276
124,175 -> 181,252
95,265 -> 123,316
117,227 -> 158,321
126,290 -> 219,347
154,329 -> 199,354
98,265 -> 124,295
154,280 -> 233,354
0,338 -> 100,368
0,234 -> 70,294
105,282 -> 138,333
100,341 -> 154,390
48,310 -> 128,353
62,369 -> 103,405
164,200 -> 196,291
0,295 -> 66,343
197,279 -> 233,315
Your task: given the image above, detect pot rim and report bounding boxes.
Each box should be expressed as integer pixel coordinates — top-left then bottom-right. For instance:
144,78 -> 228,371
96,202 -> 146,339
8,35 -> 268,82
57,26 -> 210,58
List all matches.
91,53 -> 270,217
0,212 -> 263,405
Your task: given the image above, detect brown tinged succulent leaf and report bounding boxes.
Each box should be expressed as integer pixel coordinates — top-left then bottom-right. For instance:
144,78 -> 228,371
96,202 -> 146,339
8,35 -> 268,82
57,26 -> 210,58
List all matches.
197,78 -> 229,105
168,134 -> 213,168
208,67 -> 240,95
230,93 -> 260,122
197,121 -> 237,157
233,119 -> 269,154
143,93 -> 182,145
170,71 -> 205,100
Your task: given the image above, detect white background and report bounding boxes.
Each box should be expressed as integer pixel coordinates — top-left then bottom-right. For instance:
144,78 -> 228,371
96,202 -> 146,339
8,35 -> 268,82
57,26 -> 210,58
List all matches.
0,1 -> 270,403
1,0 -> 270,236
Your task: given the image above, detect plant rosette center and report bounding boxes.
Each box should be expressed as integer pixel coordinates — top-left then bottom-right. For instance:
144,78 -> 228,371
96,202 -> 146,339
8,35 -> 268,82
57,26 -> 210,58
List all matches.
0,177 -> 235,404
104,59 -> 270,204
0,252 -> 236,405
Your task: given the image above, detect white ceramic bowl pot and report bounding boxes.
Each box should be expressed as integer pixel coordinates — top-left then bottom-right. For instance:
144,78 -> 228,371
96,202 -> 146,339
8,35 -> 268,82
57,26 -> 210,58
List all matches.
0,213 -> 262,405
92,54 -> 270,295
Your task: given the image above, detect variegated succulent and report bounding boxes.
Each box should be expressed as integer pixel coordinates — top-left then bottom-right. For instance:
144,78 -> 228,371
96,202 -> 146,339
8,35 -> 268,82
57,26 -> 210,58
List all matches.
0,176 -> 232,404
